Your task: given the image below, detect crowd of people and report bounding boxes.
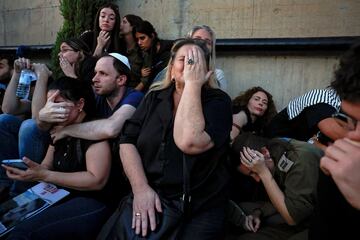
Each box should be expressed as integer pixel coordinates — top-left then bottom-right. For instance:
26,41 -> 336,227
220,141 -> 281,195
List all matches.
0,2 -> 359,240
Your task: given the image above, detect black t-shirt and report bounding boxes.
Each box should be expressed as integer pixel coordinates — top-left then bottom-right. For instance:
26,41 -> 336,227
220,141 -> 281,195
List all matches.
265,103 -> 337,141
52,137 -> 124,209
119,84 -> 232,212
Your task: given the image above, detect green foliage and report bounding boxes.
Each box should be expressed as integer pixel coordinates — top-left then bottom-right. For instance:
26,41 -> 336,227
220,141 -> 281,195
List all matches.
51,0 -> 115,78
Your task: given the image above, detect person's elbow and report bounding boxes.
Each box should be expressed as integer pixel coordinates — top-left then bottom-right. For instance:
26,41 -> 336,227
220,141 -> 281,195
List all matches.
282,210 -> 297,226
2,102 -> 14,114
175,138 -> 213,155
102,122 -> 121,139
88,175 -> 108,190
285,217 -> 297,226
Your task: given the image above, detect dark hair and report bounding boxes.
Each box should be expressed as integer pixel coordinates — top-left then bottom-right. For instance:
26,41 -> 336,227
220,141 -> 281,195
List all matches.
233,86 -> 277,127
332,40 -> 360,103
63,38 -> 91,56
232,132 -> 293,166
0,54 -> 15,69
93,3 -> 121,52
133,20 -> 159,47
48,77 -> 96,117
124,14 -> 143,27
62,37 -> 91,78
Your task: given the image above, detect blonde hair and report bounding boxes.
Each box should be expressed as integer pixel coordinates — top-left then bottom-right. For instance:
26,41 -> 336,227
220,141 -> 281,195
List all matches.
150,38 -> 218,92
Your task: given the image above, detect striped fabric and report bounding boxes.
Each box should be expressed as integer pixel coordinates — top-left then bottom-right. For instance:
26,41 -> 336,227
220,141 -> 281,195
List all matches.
287,88 -> 341,119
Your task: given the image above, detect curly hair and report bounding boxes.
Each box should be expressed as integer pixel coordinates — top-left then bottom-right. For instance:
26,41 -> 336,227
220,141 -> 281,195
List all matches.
332,40 -> 360,103
232,86 -> 277,126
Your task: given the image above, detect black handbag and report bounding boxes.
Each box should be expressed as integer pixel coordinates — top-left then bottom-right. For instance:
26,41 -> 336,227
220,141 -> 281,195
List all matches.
97,154 -> 191,240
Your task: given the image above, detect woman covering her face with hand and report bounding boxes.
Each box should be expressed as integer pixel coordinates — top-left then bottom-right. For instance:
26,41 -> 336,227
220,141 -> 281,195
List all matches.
58,37 -> 97,84
3,78 -> 114,240
102,39 -> 232,239
229,132 -> 322,240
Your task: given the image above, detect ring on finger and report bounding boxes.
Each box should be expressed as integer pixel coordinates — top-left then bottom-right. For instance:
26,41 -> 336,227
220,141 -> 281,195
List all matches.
187,58 -> 194,65
135,212 -> 141,217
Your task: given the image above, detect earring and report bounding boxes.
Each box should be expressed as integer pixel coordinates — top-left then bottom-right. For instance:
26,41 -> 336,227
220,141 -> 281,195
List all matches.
78,108 -> 82,113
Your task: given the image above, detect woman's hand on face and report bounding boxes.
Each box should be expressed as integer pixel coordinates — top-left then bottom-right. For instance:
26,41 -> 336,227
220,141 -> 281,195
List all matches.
183,46 -> 212,86
38,90 -> 74,123
240,147 -> 268,174
97,30 -> 110,48
2,157 -> 48,182
59,56 -> 76,78
132,185 -> 162,237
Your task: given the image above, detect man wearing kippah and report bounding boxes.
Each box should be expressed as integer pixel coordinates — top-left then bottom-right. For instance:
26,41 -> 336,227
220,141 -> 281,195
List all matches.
50,53 -> 144,204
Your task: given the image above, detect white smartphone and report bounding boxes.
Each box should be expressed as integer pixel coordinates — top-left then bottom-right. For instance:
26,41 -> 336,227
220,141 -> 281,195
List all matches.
2,159 -> 28,170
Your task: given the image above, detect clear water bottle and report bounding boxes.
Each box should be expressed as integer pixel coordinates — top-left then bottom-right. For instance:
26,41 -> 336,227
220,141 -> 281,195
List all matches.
16,69 -> 37,100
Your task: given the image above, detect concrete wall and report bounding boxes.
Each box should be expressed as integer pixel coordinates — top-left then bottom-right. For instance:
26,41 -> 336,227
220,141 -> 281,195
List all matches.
117,0 -> 359,108
0,0 -> 62,46
118,0 -> 360,39
219,53 -> 339,109
1,0 -> 359,108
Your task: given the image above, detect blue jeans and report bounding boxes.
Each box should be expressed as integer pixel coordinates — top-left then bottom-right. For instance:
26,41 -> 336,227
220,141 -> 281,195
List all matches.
7,197 -> 112,240
177,204 -> 227,240
0,114 -> 50,193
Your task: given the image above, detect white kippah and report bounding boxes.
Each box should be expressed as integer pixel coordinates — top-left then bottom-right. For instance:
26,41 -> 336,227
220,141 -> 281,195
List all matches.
108,53 -> 131,70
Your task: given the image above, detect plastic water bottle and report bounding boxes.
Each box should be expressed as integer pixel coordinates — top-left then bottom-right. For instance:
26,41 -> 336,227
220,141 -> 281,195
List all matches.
16,69 -> 36,100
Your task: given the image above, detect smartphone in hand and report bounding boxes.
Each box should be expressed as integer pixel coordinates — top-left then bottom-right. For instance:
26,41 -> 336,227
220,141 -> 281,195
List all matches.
2,159 -> 28,170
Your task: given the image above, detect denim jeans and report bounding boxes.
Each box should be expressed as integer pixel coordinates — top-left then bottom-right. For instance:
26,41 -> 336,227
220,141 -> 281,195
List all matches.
0,114 -> 50,193
7,197 -> 112,240
177,204 -> 227,240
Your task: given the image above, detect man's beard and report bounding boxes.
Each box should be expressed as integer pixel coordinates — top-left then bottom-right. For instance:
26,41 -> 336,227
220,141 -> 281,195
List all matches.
0,71 -> 11,84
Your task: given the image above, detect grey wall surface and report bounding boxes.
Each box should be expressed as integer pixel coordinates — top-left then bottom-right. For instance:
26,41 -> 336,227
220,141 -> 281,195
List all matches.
117,0 -> 359,108
0,0 -> 62,46
1,0 -> 359,108
117,0 -> 360,39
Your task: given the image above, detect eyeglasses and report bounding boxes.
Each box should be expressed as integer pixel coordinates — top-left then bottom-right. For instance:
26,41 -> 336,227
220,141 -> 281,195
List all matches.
332,112 -> 358,131
192,37 -> 212,46
59,48 -> 75,54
